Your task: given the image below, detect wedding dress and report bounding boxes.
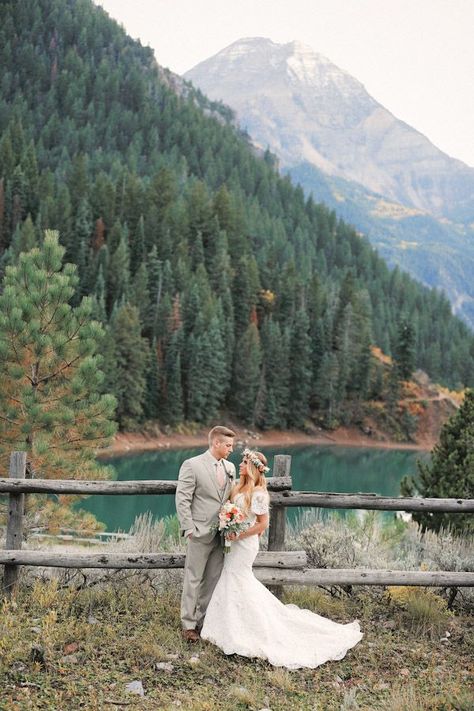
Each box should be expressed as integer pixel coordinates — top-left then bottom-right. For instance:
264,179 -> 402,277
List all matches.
201,491 -> 363,669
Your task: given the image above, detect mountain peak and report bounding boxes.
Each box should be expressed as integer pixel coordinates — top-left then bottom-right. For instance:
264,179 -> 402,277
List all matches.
211,36 -> 277,61
187,36 -> 363,96
185,37 -> 474,225
282,40 -> 352,88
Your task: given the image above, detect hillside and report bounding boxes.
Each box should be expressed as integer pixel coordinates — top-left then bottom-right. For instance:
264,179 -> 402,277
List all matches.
185,37 -> 474,327
185,38 -> 474,222
0,0 -> 473,438
288,162 -> 474,328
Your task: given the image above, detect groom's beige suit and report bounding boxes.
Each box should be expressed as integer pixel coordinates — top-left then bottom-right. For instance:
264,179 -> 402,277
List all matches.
176,450 -> 236,630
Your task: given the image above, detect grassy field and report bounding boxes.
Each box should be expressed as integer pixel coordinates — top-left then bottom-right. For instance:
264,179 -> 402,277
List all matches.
1,572 -> 473,711
1,513 -> 473,710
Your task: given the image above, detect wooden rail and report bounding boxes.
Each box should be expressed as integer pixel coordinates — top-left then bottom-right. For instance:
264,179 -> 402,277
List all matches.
255,568 -> 474,587
1,550 -> 471,587
0,550 -> 307,570
2,479 -> 471,513
0,476 -> 293,494
2,451 -> 473,596
270,491 -> 474,513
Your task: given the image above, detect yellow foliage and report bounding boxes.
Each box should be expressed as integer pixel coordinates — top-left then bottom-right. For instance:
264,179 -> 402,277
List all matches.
31,579 -> 60,610
259,288 -> 276,305
386,585 -> 446,610
405,401 -> 425,417
437,386 -> 465,406
371,345 -> 392,365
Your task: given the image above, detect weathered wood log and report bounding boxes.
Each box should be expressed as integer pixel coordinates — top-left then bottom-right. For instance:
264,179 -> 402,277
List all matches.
2,550 -> 471,587
268,456 -> 292,550
268,454 -> 292,599
0,550 -> 307,570
3,452 -> 27,597
0,475 -> 293,495
1,477 -> 471,513
255,567 -> 474,587
270,491 -> 474,513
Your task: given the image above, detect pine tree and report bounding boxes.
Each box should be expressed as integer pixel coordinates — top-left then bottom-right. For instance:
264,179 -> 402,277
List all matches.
143,339 -> 161,420
108,303 -> 149,429
401,390 -> 474,535
130,260 -> 150,324
0,231 -> 116,528
130,214 -> 145,274
257,318 -> 289,429
315,351 -> 340,427
232,322 -> 262,423
107,233 -> 130,312
186,312 -> 227,422
288,308 -> 312,427
71,197 -> 92,290
21,140 -> 39,216
0,179 -> 6,253
4,214 -> 37,264
394,319 -> 416,381
162,328 -> 184,425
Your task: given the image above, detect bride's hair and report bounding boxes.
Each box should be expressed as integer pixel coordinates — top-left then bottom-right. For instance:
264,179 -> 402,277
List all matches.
231,450 -> 269,515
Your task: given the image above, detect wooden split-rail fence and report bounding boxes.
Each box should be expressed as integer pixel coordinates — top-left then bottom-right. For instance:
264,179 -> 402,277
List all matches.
1,451 -> 473,597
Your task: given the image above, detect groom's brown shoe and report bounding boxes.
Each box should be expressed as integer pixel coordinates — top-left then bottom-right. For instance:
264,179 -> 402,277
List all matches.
182,628 -> 200,643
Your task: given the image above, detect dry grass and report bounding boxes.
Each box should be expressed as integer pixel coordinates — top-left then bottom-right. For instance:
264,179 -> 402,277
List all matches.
386,586 -> 453,640
1,575 -> 473,711
378,683 -> 474,711
1,513 -> 473,709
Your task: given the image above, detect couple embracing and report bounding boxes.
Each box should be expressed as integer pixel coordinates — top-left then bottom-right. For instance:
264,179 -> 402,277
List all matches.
175,426 -> 362,669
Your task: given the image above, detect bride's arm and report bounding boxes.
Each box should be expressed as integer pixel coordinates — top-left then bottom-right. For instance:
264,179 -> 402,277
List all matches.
229,512 -> 269,540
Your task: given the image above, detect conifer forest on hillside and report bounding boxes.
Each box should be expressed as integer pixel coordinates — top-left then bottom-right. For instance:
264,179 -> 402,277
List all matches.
1,0 -> 474,439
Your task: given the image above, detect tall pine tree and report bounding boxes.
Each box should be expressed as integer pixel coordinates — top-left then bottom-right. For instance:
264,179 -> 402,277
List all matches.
401,390 -> 474,535
0,231 -> 116,528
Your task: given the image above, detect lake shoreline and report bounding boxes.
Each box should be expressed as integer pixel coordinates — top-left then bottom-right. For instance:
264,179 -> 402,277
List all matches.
97,425 -> 432,460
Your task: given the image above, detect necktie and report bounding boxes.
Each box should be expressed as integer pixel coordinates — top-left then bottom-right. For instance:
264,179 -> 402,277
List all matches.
216,460 -> 225,488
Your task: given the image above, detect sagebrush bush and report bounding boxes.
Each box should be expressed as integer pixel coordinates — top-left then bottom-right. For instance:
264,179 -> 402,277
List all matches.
292,511 -> 473,571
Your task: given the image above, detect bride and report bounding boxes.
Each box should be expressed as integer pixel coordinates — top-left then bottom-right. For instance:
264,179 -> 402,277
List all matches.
201,449 -> 363,669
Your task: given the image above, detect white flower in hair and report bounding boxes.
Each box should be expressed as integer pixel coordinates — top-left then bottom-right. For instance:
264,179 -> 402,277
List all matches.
242,448 -> 270,473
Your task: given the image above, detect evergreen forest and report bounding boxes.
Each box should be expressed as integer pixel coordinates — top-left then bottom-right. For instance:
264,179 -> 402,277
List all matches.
1,0 -> 474,434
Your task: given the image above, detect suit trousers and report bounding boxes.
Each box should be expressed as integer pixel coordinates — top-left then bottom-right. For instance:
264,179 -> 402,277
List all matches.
181,534 -> 224,630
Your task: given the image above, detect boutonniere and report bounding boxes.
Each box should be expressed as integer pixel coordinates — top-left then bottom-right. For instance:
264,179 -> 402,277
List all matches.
223,463 -> 234,481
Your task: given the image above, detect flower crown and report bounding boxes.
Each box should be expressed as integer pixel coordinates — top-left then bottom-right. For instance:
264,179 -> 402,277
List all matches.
242,448 -> 270,474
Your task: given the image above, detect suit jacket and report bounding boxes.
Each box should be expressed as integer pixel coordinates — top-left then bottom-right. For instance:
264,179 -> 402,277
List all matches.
175,450 -> 236,543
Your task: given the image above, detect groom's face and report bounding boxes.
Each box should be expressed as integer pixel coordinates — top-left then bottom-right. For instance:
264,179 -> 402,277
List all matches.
212,436 -> 234,460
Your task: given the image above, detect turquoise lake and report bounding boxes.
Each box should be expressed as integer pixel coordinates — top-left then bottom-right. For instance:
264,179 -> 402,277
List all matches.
78,445 -> 428,532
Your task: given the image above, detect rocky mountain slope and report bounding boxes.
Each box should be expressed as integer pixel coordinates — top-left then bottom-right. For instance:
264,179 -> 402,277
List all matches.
185,38 -> 474,327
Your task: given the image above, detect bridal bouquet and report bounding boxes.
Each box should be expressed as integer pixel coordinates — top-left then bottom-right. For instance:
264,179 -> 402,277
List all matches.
212,501 -> 248,553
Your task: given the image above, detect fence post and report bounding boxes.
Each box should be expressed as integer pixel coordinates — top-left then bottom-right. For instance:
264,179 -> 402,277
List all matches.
267,454 -> 291,598
3,452 -> 27,598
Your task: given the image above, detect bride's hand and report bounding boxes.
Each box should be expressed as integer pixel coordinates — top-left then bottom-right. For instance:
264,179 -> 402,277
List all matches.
227,532 -> 238,541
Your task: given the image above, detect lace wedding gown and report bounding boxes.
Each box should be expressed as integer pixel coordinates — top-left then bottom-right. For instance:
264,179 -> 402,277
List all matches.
201,491 -> 363,669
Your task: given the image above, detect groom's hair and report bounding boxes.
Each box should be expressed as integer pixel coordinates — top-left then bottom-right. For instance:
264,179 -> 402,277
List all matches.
208,426 -> 236,445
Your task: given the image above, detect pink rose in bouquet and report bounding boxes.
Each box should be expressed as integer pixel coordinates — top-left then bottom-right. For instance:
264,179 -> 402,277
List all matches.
212,501 -> 248,552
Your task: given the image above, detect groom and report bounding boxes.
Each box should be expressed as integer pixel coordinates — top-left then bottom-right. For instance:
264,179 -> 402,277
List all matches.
175,425 -> 236,642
